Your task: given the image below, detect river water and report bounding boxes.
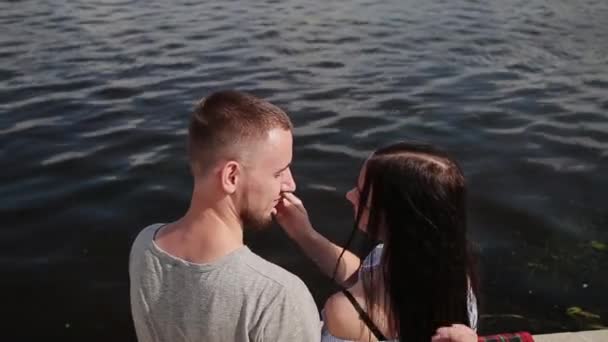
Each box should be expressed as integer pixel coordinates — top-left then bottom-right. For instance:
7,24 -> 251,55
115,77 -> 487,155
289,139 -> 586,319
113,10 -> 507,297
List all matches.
1,0 -> 607,339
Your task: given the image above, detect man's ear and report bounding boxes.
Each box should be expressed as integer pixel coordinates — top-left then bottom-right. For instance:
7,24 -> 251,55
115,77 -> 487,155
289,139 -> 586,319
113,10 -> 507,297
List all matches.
220,161 -> 241,194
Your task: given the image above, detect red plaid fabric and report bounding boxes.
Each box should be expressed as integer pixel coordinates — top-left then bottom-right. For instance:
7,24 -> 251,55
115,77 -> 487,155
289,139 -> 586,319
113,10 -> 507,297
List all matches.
478,332 -> 534,342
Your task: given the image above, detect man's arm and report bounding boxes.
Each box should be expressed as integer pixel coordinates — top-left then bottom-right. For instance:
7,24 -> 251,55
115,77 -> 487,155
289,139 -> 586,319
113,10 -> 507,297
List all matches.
275,192 -> 361,285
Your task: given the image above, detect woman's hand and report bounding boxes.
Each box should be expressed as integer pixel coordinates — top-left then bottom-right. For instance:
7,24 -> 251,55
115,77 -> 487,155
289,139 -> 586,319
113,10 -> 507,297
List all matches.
273,192 -> 315,241
431,324 -> 477,342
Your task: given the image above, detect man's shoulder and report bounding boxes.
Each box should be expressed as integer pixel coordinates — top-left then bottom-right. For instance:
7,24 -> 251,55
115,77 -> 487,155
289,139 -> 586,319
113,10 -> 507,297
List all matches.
242,251 -> 321,341
240,250 -> 311,296
129,223 -> 164,261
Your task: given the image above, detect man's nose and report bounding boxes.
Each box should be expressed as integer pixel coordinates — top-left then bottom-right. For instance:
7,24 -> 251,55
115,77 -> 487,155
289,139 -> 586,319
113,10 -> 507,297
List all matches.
281,168 -> 296,192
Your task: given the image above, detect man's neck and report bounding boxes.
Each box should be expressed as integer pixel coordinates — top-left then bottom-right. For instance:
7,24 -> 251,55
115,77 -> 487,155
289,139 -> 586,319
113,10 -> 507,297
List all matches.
155,204 -> 244,264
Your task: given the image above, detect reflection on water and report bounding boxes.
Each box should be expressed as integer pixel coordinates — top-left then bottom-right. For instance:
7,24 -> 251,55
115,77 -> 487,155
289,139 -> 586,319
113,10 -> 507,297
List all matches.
1,0 -> 607,339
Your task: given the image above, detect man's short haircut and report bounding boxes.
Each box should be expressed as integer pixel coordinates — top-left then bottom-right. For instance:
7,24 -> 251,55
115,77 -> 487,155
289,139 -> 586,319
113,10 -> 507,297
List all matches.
188,90 -> 293,175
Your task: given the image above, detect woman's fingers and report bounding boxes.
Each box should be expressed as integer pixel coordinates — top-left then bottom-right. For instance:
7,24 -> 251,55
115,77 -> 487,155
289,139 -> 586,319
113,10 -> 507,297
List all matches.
281,192 -> 302,205
432,324 -> 477,342
280,192 -> 306,214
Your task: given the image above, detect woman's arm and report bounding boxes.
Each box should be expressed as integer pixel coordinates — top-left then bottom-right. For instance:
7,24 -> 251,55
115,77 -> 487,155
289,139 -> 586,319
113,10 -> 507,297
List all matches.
275,192 -> 361,285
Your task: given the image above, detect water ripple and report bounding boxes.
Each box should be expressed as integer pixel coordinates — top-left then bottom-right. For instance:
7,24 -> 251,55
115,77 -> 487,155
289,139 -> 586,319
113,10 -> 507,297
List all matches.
0,116 -> 63,135
1,0 -> 608,336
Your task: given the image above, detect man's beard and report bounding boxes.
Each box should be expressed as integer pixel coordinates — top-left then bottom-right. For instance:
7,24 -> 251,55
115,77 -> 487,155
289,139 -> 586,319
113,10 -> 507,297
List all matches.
240,206 -> 273,231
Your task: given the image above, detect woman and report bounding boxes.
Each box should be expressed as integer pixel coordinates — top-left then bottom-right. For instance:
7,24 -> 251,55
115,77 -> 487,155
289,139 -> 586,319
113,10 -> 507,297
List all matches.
275,142 -> 479,342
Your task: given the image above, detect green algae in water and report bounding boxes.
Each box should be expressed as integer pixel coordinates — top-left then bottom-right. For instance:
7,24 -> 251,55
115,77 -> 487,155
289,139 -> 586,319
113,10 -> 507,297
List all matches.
590,241 -> 606,251
566,306 -> 601,320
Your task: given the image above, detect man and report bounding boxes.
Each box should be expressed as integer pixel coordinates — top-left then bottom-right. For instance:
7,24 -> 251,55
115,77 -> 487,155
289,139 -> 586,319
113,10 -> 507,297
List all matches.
129,90 -> 320,342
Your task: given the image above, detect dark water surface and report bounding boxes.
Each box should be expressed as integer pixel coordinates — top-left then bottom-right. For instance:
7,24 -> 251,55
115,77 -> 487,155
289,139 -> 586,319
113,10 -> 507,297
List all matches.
1,0 -> 607,339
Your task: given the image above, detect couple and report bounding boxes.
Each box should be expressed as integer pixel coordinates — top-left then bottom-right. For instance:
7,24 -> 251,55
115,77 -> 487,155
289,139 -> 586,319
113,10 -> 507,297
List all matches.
129,90 -> 479,342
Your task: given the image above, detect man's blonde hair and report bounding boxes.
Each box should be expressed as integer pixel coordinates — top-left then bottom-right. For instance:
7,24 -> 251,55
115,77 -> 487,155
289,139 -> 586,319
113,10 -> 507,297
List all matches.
188,90 -> 293,175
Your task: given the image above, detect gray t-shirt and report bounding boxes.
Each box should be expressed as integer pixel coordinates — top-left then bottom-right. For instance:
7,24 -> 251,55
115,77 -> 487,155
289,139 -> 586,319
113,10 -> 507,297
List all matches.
129,223 -> 321,342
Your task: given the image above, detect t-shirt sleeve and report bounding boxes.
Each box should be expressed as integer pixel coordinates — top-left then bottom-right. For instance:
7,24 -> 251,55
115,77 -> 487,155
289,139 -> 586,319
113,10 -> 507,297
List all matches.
254,283 -> 321,342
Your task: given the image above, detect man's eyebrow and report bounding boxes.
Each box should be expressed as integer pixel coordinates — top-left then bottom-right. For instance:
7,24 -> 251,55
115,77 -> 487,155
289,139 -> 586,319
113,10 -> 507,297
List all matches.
276,163 -> 291,173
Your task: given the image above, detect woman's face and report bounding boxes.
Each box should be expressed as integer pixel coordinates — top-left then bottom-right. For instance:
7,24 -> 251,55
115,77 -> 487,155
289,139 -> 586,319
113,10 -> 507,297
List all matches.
346,163 -> 370,231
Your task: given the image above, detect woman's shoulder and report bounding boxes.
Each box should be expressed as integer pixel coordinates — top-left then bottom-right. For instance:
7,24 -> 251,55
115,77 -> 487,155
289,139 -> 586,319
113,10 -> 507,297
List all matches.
323,289 -> 365,341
